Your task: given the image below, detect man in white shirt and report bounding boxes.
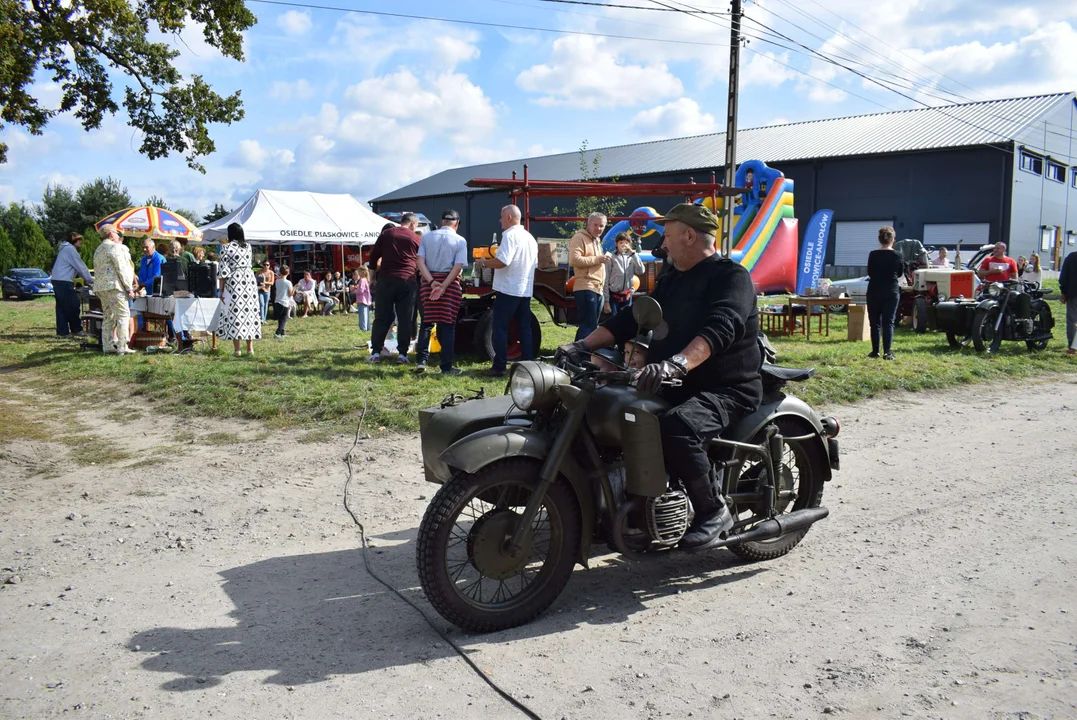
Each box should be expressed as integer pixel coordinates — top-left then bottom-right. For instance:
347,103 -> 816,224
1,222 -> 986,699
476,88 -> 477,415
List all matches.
51,232 -> 93,337
475,205 -> 538,376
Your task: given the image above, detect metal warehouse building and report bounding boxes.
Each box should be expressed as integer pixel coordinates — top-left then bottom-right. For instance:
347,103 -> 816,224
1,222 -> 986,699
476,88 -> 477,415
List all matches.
372,92 -> 1077,276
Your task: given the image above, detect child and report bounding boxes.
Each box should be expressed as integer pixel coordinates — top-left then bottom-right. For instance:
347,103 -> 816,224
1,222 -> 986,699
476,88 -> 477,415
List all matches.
353,267 -> 372,332
273,266 -> 295,339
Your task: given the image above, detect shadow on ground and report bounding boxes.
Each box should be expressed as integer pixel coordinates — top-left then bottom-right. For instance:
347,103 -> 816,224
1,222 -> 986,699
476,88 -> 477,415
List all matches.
128,533 -> 765,690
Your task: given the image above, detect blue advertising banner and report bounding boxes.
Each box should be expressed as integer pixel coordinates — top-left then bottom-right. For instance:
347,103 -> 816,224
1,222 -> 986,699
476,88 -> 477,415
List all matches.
796,209 -> 833,295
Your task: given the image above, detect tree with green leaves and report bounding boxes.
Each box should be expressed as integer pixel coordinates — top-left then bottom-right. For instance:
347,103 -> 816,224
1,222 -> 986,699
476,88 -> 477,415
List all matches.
78,227 -> 102,268
76,177 -> 132,229
202,203 -> 231,224
0,205 -> 54,269
1,0 -> 255,172
551,140 -> 627,239
35,183 -> 83,245
0,227 -> 16,275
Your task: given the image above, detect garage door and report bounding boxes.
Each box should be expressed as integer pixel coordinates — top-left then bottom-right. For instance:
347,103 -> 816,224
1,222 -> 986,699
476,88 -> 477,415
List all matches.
923,223 -> 990,248
834,220 -> 893,265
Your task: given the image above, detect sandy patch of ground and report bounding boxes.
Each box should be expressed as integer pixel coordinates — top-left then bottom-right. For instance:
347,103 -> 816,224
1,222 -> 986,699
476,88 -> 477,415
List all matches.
1,374 -> 1076,719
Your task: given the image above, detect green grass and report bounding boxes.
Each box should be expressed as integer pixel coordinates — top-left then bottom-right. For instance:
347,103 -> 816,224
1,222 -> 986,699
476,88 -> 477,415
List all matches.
1,289 -> 1074,432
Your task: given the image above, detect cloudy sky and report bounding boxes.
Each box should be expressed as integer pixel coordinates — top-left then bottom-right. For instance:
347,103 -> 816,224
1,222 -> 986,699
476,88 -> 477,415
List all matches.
1,0 -> 1075,217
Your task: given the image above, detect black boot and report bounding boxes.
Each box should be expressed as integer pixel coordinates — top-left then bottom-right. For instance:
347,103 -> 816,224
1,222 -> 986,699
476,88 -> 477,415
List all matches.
678,473 -> 734,550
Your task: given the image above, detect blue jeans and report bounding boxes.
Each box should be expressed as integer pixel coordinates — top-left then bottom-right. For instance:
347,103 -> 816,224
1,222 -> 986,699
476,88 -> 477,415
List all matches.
416,321 -> 457,371
492,293 -> 534,372
356,303 -> 371,331
574,289 -> 602,341
258,291 -> 269,321
610,295 -> 633,317
54,280 -> 81,335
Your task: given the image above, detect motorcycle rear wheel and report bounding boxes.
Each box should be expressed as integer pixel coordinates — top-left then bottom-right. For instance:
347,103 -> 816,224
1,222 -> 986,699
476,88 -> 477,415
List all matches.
727,417 -> 827,562
972,307 -> 1003,353
1025,304 -> 1052,351
416,458 -> 581,633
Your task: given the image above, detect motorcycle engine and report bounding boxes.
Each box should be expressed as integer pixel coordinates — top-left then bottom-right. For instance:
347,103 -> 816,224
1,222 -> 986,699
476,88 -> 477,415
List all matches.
1017,318 -> 1034,335
646,490 -> 690,547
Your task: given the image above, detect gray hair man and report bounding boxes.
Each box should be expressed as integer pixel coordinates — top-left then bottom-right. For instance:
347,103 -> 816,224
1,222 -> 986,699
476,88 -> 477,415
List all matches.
568,211 -> 608,340
476,205 -> 539,376
557,203 -> 762,549
415,209 -> 468,375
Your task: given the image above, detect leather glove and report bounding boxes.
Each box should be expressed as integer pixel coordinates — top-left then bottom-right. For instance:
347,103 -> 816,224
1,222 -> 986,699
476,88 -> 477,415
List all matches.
636,360 -> 686,395
555,340 -> 589,365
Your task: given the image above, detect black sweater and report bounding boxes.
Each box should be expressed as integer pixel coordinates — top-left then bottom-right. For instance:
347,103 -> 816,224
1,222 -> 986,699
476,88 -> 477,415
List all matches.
603,254 -> 762,409
1060,251 -> 1077,298
867,248 -> 905,296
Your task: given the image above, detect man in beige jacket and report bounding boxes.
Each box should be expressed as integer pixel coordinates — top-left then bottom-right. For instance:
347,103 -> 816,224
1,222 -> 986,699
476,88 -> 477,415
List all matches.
569,212 -> 608,340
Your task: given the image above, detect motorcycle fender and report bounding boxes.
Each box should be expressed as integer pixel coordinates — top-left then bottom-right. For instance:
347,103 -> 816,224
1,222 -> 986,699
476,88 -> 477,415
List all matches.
976,299 -> 998,312
439,426 -> 595,568
725,395 -> 833,482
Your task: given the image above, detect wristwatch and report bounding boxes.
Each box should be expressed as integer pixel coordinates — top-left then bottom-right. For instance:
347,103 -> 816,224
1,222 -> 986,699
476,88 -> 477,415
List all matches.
668,354 -> 689,374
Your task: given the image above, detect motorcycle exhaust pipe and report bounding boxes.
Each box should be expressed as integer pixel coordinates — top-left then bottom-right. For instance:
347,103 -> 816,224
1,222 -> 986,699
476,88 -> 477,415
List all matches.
717,506 -> 830,547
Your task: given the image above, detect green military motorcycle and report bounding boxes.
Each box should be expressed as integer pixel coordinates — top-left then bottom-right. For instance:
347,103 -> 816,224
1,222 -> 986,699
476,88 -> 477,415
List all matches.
416,298 -> 840,632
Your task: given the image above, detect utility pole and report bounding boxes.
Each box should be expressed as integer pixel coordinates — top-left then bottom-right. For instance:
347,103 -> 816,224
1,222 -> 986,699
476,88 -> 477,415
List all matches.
721,0 -> 742,259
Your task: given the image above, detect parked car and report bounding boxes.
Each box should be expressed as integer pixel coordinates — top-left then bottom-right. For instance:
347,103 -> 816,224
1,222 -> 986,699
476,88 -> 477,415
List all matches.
2,268 -> 54,300
378,211 -> 436,234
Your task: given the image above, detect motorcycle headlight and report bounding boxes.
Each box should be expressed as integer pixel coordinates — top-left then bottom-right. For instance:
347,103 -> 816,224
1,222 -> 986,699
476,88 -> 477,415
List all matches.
508,361 -> 571,411
987,283 -> 1002,298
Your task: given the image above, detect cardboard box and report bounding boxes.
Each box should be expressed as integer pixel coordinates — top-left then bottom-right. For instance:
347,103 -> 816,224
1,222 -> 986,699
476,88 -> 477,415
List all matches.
847,304 -> 870,342
537,241 -> 559,269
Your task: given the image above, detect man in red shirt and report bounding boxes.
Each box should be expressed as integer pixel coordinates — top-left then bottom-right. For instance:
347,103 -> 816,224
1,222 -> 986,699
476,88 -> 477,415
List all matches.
977,242 -> 1019,283
367,214 -> 421,364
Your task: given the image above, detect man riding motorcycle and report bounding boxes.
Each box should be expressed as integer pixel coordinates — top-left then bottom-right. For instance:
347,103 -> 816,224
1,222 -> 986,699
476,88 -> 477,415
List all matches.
558,203 -> 762,550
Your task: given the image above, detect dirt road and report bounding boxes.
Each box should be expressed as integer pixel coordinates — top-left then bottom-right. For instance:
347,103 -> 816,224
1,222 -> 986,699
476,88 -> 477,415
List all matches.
2,376 -> 1076,719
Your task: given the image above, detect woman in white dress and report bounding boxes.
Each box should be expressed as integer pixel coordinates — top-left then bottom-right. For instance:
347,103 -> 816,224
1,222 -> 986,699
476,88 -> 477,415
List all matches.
213,223 -> 262,356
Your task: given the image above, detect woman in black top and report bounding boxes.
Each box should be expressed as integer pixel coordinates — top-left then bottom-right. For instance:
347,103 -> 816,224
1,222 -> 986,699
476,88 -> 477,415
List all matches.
866,226 -> 905,360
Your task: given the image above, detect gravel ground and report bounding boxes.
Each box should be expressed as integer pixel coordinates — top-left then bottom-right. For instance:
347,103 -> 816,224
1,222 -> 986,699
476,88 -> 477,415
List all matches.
1,375 -> 1076,720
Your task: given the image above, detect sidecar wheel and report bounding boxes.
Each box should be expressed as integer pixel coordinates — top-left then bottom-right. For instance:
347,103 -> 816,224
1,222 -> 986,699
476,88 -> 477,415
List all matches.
416,458 -> 581,633
1026,304 -> 1052,351
728,418 -> 827,563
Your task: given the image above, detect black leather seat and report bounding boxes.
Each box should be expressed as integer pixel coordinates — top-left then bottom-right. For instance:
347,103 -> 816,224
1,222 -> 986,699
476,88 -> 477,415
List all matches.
761,363 -> 815,383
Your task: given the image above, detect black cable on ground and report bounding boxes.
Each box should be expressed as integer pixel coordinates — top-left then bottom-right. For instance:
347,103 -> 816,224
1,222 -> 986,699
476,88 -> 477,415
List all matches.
342,402 -> 543,720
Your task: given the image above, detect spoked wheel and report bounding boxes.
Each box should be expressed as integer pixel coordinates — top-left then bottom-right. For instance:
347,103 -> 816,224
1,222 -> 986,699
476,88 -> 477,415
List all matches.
972,307 -> 1003,353
416,458 -> 581,633
1026,304 -> 1052,351
727,418 -> 826,562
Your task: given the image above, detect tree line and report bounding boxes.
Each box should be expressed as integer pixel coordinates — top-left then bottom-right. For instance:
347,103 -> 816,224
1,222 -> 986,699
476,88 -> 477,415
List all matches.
0,178 -> 230,275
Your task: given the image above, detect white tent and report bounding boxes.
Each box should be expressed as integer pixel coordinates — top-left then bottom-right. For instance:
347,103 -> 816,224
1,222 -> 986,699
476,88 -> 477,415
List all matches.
199,190 -> 394,245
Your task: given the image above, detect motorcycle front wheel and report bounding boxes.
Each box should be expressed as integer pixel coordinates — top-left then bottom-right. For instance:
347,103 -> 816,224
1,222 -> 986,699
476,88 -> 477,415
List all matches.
972,307 -> 1003,353
416,458 -> 581,633
727,417 -> 827,562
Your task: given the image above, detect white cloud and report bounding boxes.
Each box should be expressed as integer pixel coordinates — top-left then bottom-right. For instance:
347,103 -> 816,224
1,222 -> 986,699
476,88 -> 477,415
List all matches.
270,79 -> 315,102
630,98 -> 718,140
0,185 -> 17,204
39,172 -> 81,189
277,10 -> 312,37
742,51 -> 797,88
224,139 -> 295,172
516,36 -> 683,109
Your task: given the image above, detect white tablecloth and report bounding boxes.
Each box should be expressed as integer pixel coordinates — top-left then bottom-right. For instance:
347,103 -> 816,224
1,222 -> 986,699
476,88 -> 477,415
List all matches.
174,298 -> 222,333
131,296 -> 221,333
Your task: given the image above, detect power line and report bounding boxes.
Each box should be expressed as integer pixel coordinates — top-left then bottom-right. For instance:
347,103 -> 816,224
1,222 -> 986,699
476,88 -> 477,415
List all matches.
245,0 -> 730,47
539,0 -> 728,13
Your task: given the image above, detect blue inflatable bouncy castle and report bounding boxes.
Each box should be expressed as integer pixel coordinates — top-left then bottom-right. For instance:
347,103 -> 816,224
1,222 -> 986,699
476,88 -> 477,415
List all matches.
600,160 -> 799,294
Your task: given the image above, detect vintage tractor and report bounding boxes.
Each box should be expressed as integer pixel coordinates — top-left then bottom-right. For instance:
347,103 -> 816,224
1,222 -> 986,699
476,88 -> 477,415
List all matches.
896,240 -> 988,334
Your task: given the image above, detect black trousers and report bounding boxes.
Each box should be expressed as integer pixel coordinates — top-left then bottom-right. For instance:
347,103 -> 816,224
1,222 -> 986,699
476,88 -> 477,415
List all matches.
54,280 -> 81,336
658,392 -> 751,514
867,290 -> 899,354
275,303 -> 289,336
371,277 -> 417,355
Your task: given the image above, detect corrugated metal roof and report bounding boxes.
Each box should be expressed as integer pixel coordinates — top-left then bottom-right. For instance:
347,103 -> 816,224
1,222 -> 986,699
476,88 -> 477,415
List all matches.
373,93 -> 1074,203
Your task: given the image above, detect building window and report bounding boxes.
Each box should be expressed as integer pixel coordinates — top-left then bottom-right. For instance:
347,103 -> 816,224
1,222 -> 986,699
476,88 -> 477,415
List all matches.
1020,150 -> 1043,175
1073,168 -> 1077,189
1046,162 -> 1065,183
